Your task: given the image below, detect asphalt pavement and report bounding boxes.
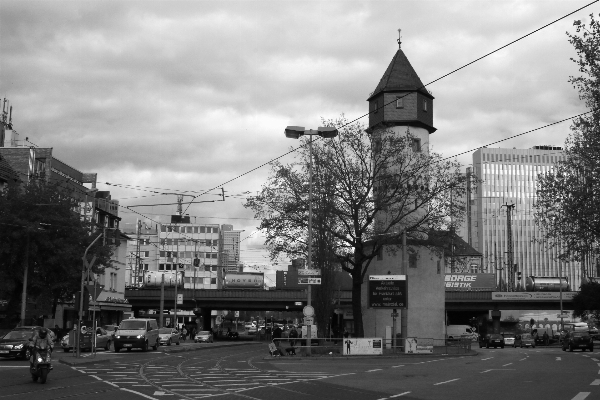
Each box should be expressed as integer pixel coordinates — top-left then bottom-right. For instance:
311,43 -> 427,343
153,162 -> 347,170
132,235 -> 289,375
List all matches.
1,342 -> 599,400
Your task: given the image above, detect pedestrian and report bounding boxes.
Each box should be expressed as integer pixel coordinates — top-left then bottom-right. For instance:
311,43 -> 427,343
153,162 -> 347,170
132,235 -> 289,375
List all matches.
189,327 -> 196,341
343,329 -> 350,339
181,326 -> 188,341
273,325 -> 283,347
288,326 -> 298,347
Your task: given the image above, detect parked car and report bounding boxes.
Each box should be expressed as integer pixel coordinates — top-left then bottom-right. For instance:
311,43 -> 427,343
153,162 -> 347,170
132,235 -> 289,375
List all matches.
0,326 -> 41,359
590,327 -> 599,340
479,333 -> 505,348
103,325 -> 118,338
158,328 -> 180,346
562,331 -> 594,352
517,333 -> 536,348
502,333 -> 516,347
61,327 -> 112,352
195,331 -> 214,343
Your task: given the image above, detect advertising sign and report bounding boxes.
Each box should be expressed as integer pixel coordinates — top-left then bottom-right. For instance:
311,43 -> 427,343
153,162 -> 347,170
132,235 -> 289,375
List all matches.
492,292 -> 577,301
444,274 -> 496,290
368,275 -> 407,309
177,294 -> 183,305
301,325 -> 317,338
405,338 -> 434,354
341,338 -> 383,355
223,273 -> 264,288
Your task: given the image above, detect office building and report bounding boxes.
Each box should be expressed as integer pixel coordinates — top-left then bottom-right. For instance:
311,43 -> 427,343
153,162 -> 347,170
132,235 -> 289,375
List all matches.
470,146 -> 585,289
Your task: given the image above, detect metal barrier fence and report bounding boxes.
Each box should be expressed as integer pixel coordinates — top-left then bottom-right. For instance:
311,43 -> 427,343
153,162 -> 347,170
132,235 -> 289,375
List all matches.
267,337 -> 472,356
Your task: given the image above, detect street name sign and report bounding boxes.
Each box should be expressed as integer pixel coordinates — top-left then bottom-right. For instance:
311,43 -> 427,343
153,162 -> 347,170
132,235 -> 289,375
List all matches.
368,275 -> 407,309
298,277 -> 321,285
298,269 -> 321,276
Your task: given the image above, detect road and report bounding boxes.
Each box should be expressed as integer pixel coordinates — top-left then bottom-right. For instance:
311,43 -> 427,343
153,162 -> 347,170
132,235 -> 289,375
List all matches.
0,343 -> 598,400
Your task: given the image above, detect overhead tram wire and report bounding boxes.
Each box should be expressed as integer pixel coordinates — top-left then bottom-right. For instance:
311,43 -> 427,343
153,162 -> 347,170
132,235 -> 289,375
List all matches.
4,2 -> 596,238
177,0 -> 599,218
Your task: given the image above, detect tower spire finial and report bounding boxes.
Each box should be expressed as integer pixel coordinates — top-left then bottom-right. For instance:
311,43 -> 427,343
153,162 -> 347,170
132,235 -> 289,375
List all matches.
397,29 -> 402,49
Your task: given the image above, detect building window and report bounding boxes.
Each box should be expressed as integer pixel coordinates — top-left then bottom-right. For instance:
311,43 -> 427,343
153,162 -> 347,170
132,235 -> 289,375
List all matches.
411,138 -> 421,153
396,96 -> 404,108
423,99 -> 428,112
159,264 -> 165,271
200,227 -> 206,233
211,278 -> 217,285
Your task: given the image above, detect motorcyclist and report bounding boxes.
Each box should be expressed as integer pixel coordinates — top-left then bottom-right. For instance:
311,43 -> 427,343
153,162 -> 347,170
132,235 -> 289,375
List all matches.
29,328 -> 54,368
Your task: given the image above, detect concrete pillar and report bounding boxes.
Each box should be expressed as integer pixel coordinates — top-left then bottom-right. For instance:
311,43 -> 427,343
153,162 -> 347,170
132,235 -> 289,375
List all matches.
491,310 -> 501,334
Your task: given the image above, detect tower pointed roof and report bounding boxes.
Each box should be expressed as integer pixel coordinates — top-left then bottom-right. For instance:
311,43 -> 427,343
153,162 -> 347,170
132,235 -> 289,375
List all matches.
367,48 -> 433,101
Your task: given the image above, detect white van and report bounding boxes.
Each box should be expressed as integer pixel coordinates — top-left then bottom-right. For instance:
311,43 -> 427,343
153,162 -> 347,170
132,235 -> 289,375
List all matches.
446,325 -> 478,341
114,318 -> 159,352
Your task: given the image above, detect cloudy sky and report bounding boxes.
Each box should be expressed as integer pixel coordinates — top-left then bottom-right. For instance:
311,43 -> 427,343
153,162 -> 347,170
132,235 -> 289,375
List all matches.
0,0 -> 595,267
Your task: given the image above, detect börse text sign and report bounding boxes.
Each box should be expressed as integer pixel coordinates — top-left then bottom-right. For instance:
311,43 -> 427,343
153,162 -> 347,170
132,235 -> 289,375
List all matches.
444,273 -> 495,290
368,275 -> 407,309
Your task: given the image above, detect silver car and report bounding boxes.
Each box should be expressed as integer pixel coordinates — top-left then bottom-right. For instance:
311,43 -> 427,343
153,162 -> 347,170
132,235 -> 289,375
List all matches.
158,328 -> 180,346
195,331 -> 214,343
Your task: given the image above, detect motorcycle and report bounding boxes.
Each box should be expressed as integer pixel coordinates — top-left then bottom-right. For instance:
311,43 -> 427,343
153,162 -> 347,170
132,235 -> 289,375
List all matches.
30,342 -> 52,384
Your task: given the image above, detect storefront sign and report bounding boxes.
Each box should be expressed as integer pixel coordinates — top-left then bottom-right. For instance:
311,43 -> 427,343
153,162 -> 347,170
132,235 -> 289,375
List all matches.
445,274 -> 496,290
341,338 -> 383,355
223,273 -> 264,288
492,292 -> 577,301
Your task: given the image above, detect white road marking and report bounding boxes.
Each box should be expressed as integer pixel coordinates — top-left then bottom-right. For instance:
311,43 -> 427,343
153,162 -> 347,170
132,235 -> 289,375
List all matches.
556,357 -> 562,361
592,358 -> 599,361
367,369 -> 383,372
503,363 -> 513,366
519,358 -> 527,361
392,365 -> 405,368
590,379 -> 600,385
0,366 -> 29,368
89,375 -> 102,380
390,393 -> 411,398
571,393 -> 590,400
481,357 -> 493,361
104,381 -> 119,387
434,378 -> 459,385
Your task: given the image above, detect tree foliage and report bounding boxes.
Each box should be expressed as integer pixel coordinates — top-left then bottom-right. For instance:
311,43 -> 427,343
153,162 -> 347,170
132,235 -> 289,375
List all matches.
535,15 -> 600,271
572,282 -> 600,322
0,179 -> 113,324
245,116 -> 469,336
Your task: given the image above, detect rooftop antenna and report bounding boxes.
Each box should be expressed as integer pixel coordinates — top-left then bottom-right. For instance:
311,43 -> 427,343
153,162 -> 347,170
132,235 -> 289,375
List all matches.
397,28 -> 402,49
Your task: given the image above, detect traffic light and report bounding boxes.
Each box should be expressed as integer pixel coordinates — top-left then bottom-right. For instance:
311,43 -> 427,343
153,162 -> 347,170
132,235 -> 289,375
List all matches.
517,272 -> 522,281
74,288 -> 90,312
193,258 -> 200,267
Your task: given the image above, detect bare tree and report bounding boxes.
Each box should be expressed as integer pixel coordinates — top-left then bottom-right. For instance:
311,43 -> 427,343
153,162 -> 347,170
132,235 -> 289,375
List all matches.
245,116 -> 469,336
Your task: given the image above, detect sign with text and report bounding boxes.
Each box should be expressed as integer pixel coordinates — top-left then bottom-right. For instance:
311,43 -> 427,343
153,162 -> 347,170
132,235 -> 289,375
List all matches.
492,292 -> 577,301
405,337 -> 433,354
342,338 -> 383,355
368,275 -> 407,309
297,269 -> 321,276
298,277 -> 321,285
445,273 -> 496,290
177,294 -> 183,305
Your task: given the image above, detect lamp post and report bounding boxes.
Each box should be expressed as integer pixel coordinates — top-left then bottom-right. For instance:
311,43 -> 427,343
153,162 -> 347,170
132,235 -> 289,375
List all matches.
285,126 -> 338,354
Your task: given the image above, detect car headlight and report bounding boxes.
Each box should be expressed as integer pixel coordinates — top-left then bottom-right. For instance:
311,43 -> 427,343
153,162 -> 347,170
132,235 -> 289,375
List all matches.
115,335 -> 121,339
14,344 -> 23,350
37,356 -> 43,362
136,335 -> 144,339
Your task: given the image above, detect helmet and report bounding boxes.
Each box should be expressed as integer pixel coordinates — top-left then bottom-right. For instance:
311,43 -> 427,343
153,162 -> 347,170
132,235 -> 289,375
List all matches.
38,328 -> 47,339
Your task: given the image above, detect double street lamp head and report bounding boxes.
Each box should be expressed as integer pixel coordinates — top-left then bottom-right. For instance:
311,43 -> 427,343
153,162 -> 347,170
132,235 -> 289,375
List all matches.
284,126 -> 338,139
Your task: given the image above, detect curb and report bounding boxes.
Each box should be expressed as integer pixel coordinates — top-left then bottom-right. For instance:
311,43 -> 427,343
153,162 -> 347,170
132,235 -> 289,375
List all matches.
161,342 -> 261,354
58,357 -> 113,366
263,351 -> 479,361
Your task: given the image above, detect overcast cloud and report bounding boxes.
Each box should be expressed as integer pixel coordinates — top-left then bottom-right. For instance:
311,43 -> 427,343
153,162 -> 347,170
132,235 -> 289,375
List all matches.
0,0 -> 594,266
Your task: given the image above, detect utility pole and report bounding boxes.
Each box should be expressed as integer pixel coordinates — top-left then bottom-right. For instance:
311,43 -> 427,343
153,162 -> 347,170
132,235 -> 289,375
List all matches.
502,204 -> 515,292
19,231 -> 30,326
174,225 -> 179,329
135,219 -> 142,287
159,274 -> 165,328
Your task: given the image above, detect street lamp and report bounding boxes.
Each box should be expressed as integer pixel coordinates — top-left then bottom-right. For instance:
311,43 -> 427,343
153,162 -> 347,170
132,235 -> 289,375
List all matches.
285,125 -> 338,354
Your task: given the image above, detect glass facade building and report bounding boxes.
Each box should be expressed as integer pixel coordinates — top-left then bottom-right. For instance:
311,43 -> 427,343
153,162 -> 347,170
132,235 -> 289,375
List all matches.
470,147 -> 585,290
